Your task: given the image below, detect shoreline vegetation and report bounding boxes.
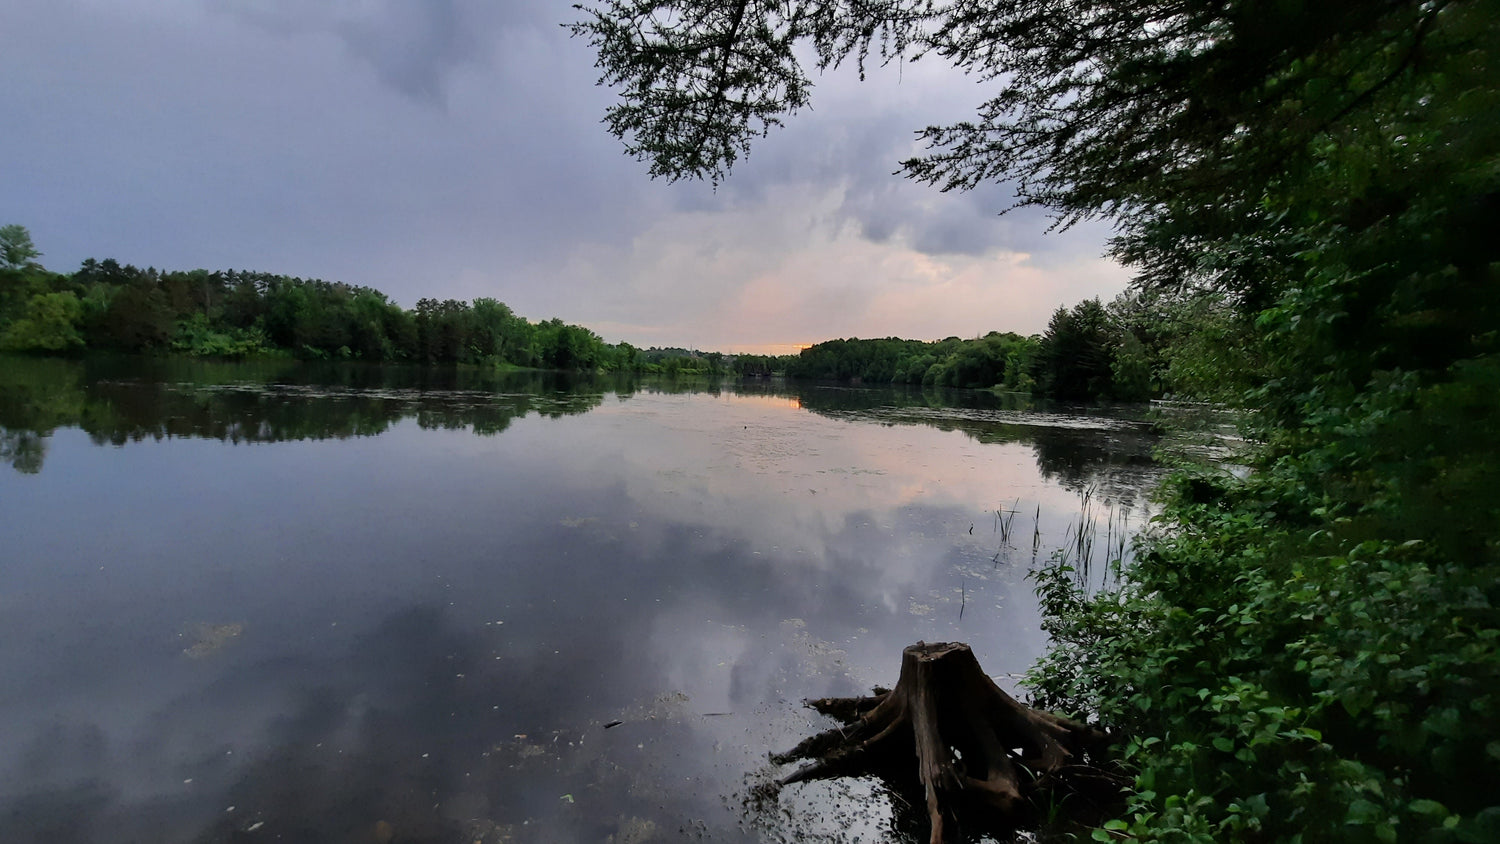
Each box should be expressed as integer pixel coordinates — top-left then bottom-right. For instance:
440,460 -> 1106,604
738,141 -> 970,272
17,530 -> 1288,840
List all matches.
0,229 -> 1225,404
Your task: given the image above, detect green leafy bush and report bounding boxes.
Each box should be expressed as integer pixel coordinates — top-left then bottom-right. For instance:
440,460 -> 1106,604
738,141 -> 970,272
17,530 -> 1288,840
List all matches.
1029,402 -> 1500,841
0,291 -> 84,352
170,312 -> 267,358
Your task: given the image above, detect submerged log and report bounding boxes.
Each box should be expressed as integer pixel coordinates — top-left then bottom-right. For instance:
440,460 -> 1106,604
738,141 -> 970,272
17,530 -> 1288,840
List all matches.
772,641 -> 1120,843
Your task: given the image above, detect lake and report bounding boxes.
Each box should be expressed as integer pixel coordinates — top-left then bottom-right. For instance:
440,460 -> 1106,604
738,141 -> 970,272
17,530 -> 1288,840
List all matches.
0,357 -> 1163,844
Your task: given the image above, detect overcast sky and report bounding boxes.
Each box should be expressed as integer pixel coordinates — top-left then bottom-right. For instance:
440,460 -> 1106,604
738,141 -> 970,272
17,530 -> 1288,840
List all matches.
2,0 -> 1130,353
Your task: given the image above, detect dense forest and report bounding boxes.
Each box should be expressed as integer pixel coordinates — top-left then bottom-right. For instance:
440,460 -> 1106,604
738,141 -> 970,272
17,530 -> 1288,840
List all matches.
0,231 -> 643,372
575,0 -> 1499,841
2,224 -> 1206,402
783,288 -> 1226,401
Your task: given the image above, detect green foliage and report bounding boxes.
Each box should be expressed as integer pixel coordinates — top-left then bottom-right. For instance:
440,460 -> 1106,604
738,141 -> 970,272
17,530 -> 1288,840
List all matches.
1028,0 -> 1500,822
1110,332 -> 1152,403
730,351 -> 793,376
0,291 -> 84,352
789,337 -> 927,381
786,333 -> 1041,390
569,0 -> 828,184
634,346 -> 730,376
1106,288 -> 1247,400
1158,303 -> 1259,403
1031,440 -> 1500,840
0,267 -> 54,332
2,248 -> 657,372
531,317 -> 607,370
0,224 -> 42,270
170,313 -> 266,358
1033,299 -> 1116,400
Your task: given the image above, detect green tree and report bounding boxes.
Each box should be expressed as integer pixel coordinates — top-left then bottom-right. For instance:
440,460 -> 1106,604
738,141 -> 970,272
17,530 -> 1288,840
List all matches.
0,226 -> 52,332
0,266 -> 50,329
347,289 -> 398,360
614,340 -> 640,371
1033,299 -> 1115,401
1109,331 -> 1152,402
169,312 -> 266,358
534,320 -> 606,370
0,291 -> 84,352
1002,341 -> 1037,393
943,332 -> 1031,389
0,225 -> 41,270
82,262 -> 175,351
218,270 -> 267,331
470,297 -> 532,364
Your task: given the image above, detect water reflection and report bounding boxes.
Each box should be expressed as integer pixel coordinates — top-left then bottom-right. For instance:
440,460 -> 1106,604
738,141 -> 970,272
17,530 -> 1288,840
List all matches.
0,357 -> 617,472
2,358 -> 1159,507
789,391 -> 1159,508
0,357 -> 1163,843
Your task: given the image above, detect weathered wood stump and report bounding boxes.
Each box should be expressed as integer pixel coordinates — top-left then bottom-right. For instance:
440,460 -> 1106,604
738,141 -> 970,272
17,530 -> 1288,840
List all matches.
772,641 -> 1119,843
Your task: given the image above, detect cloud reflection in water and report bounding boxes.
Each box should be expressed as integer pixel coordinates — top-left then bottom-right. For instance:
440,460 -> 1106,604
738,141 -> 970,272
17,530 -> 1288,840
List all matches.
0,362 -> 1162,842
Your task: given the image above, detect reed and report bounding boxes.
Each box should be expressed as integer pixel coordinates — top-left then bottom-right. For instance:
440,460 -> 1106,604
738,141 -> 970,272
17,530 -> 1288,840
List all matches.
996,498 -> 1019,545
994,491 -> 1142,592
1008,485 -> 1141,593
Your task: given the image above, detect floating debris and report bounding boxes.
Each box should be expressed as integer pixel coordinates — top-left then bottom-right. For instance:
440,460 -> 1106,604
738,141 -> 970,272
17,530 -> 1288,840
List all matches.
182,622 -> 243,658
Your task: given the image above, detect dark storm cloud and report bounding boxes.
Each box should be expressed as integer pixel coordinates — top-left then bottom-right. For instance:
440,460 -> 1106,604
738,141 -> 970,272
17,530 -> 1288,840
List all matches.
698,58 -> 1100,263
217,0 -> 485,105
331,2 -> 473,103
825,136 -> 1112,264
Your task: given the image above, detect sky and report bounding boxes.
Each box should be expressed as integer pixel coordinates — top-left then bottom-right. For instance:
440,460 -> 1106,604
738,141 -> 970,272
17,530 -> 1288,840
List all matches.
1,0 -> 1131,354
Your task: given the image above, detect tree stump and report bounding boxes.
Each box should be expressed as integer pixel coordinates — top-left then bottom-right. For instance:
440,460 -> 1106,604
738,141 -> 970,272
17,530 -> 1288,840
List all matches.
772,642 -> 1119,843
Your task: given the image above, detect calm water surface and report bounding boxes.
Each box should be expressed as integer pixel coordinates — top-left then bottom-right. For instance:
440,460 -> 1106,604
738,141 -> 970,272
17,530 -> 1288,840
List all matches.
0,358 -> 1162,843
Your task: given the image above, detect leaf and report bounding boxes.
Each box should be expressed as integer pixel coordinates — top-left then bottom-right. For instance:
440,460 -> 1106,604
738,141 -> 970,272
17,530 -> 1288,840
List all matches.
1346,799 -> 1383,825
1408,799 -> 1447,817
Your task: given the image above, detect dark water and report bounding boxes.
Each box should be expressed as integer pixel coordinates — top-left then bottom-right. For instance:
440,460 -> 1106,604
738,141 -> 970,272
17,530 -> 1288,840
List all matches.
0,357 -> 1162,844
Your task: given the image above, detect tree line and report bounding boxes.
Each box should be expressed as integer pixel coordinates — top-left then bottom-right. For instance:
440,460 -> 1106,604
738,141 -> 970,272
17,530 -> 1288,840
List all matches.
783,288 -> 1230,402
0,237 -> 778,375
2,225 -> 1198,401
0,237 -> 638,370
